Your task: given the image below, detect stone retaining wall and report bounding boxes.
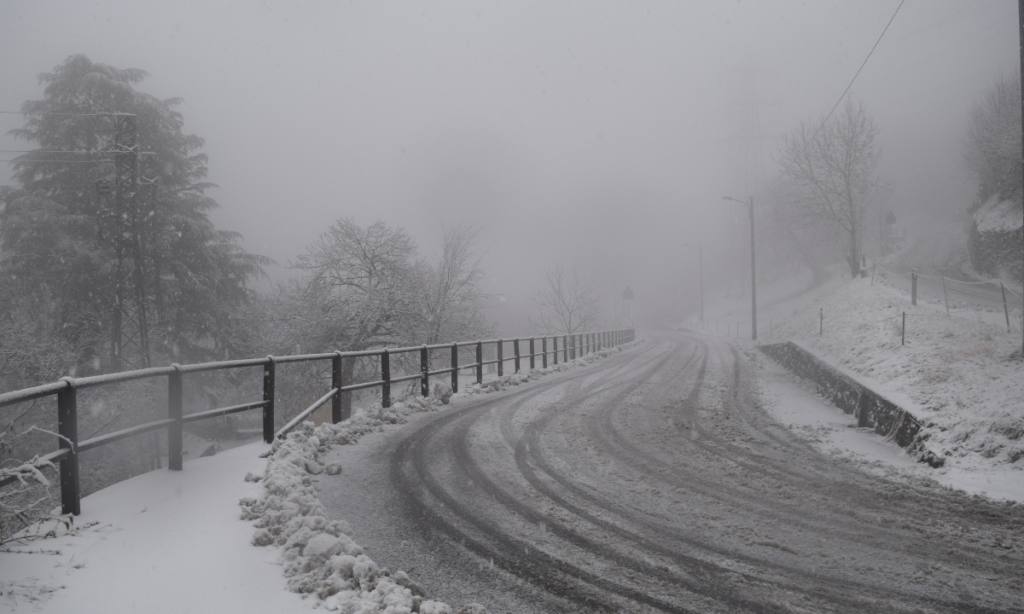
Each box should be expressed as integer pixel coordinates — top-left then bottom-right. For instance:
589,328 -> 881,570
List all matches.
759,342 -> 944,468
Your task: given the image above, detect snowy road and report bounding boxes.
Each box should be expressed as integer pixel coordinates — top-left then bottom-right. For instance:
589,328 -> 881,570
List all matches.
322,332 -> 1024,613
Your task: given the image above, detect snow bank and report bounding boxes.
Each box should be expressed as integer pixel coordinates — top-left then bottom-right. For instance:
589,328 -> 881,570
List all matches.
239,341 -> 635,612
974,193 -> 1023,234
770,275 -> 1023,480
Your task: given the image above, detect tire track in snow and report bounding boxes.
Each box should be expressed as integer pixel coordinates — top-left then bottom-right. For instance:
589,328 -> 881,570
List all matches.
384,332 -> 1024,612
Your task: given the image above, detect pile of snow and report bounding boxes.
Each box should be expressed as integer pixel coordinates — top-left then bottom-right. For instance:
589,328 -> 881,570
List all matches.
974,193 -> 1023,234
770,274 -> 1023,474
238,342 -> 636,612
0,341 -> 634,613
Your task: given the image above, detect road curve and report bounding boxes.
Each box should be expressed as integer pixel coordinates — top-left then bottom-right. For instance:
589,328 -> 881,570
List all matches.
325,331 -> 1024,613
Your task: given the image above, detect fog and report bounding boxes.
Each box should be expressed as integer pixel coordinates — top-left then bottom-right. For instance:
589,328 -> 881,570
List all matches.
1,0 -> 1018,331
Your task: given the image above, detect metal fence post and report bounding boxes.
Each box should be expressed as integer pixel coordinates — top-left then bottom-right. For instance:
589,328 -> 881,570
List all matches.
451,343 -> 459,393
514,339 -> 521,373
57,377 -> 80,516
476,341 -> 483,384
421,345 -> 429,397
1002,282 -> 1011,332
263,357 -> 275,443
529,338 -> 535,370
542,337 -> 548,368
381,348 -> 391,408
168,365 -> 183,471
497,339 -> 504,377
911,269 -> 917,305
332,351 -> 343,423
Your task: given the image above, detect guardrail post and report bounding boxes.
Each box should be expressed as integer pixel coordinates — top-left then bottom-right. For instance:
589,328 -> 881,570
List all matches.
542,337 -> 548,368
529,338 -> 535,370
1001,282 -> 1011,332
570,335 -> 576,360
420,345 -> 429,397
332,351 -> 343,423
514,339 -> 521,373
497,339 -> 504,377
381,348 -> 391,408
263,357 -> 275,443
57,377 -> 80,516
168,365 -> 183,471
476,341 -> 483,384
563,335 -> 568,362
451,343 -> 459,393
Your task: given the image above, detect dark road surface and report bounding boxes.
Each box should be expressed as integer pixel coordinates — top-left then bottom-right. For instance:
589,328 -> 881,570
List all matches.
321,332 -> 1024,613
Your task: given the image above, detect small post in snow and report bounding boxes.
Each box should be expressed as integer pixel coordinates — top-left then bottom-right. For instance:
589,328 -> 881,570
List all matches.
420,345 -> 429,397
941,270 -> 950,315
450,343 -> 459,394
497,339 -> 504,377
475,341 -> 483,384
911,269 -> 918,305
1001,282 -> 1011,332
381,348 -> 391,408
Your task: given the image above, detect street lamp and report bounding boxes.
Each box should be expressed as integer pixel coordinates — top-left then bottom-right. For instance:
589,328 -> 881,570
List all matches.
684,243 -> 704,322
722,196 -> 756,341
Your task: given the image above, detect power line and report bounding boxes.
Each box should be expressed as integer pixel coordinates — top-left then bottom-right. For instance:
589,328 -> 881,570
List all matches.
768,0 -> 905,189
0,150 -> 110,154
0,110 -> 133,117
806,0 -> 906,148
0,159 -> 113,163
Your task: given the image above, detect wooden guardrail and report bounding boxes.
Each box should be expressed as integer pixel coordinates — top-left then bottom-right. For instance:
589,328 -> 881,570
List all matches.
0,328 -> 635,516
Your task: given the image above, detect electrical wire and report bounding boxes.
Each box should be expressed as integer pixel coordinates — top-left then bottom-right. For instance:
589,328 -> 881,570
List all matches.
0,159 -> 112,163
804,0 -> 907,154
767,0 -> 906,190
0,110 -> 132,117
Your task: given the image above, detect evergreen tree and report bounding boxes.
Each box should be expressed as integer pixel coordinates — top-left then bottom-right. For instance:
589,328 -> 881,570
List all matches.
1,54 -> 268,373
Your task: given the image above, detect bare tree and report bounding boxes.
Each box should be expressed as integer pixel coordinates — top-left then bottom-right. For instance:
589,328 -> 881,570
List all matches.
776,98 -> 882,277
411,224 -> 493,345
529,264 -> 603,335
292,218 -> 419,351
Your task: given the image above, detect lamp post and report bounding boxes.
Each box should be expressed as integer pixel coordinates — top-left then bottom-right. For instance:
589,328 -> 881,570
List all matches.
722,196 -> 756,341
684,243 -> 704,322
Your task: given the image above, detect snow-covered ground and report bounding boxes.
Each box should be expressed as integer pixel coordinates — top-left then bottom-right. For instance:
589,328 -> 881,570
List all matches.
0,352 -> 622,613
688,263 -> 1024,503
5,261 -> 1022,611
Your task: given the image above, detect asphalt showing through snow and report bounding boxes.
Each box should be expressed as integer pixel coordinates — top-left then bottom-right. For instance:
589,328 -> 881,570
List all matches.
321,332 -> 1024,613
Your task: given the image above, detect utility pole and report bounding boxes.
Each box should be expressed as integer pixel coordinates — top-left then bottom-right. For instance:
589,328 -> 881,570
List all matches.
699,244 -> 704,323
110,114 -> 151,371
1019,0 -> 1023,357
722,196 -> 757,340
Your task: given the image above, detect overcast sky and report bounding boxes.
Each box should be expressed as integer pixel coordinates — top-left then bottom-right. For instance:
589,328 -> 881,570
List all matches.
0,0 -> 1019,329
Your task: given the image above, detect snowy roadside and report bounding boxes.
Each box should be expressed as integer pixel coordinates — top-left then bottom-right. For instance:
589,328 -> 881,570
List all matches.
689,268 -> 1023,502
0,345 -> 631,613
